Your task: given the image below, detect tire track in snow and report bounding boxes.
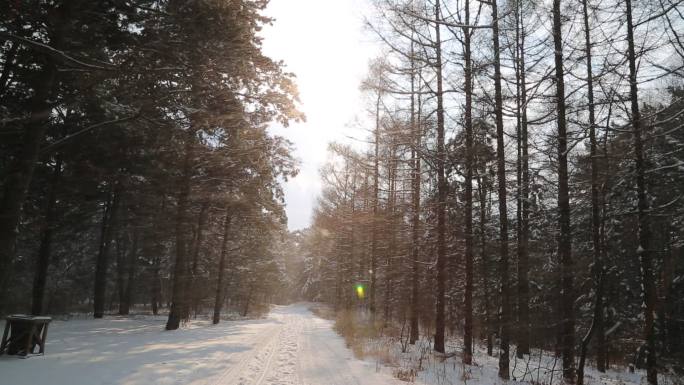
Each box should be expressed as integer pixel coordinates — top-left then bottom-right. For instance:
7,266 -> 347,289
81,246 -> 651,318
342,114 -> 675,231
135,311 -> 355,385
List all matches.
252,325 -> 282,385
212,305 -> 395,385
258,314 -> 301,385
212,312 -> 302,385
210,323 -> 281,385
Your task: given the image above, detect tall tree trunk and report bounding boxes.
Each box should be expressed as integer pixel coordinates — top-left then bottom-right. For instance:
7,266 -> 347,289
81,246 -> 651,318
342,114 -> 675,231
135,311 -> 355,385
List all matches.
491,0 -> 510,377
166,130 -> 195,330
581,0 -> 606,373
462,0 -> 474,364
149,197 -> 166,315
515,0 -> 531,358
433,0 -> 448,354
409,49 -> 421,345
384,144 -> 397,324
599,100 -> 613,371
477,173 -> 493,356
370,92 -> 381,322
360,175 -> 368,283
151,255 -> 161,315
119,229 -> 138,316
551,0 -> 575,381
94,188 -> 120,318
31,155 -> 62,315
577,273 -> 604,385
213,210 -> 232,324
188,202 -> 208,317
242,286 -> 252,317
661,231 -> 679,357
347,172 -> 357,311
625,0 -> 657,383
116,227 -> 129,315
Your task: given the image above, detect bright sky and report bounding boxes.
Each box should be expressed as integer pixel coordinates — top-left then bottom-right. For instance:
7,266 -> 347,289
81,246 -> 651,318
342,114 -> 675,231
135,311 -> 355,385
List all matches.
262,0 -> 380,231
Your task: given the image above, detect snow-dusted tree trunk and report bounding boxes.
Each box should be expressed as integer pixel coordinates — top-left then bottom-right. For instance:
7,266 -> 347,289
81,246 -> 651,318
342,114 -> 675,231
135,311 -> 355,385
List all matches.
514,0 -> 531,358
433,0 -> 448,355
409,43 -> 422,346
94,188 -> 120,319
576,0 -> 606,381
166,131 -> 194,330
213,211 -> 232,324
491,0 -> 511,377
625,0 -> 657,383
370,91 -> 381,322
551,0 -> 575,381
462,0 -> 475,365
31,156 -> 62,315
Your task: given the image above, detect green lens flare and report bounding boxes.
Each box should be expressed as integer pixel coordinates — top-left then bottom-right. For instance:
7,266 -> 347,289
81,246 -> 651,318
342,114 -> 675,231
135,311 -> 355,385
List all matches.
355,284 -> 365,299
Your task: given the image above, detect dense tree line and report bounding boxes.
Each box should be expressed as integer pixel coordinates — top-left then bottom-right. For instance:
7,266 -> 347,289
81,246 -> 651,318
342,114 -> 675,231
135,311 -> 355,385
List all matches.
0,0 -> 301,328
296,0 -> 684,384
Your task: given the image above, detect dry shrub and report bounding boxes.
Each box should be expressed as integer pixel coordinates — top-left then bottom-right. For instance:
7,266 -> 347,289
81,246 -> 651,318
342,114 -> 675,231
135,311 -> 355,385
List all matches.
333,309 -> 384,360
393,367 -> 417,382
364,339 -> 398,367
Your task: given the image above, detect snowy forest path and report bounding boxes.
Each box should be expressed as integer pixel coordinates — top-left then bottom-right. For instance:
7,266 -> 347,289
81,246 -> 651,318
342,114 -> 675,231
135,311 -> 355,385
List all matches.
0,304 -> 406,385
212,303 -> 405,385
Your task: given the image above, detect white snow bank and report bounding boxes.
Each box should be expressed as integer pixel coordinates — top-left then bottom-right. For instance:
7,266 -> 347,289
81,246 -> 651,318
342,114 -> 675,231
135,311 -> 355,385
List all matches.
0,314 -> 278,385
0,305 -> 409,385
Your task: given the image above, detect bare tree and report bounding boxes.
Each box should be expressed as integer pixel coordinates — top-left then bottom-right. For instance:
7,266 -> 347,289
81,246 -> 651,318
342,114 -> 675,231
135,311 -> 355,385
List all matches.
551,0 -> 575,381
432,0 -> 448,354
490,0 -> 511,377
577,0 -> 606,381
625,0 -> 658,382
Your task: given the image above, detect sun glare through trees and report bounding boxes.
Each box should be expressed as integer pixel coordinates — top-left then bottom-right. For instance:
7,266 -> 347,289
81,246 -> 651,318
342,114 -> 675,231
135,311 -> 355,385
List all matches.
0,1 -> 683,385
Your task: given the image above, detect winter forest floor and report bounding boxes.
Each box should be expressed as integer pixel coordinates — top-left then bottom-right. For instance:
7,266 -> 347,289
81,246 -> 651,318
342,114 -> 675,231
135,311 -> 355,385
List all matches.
0,304 -> 668,385
0,304 -> 400,385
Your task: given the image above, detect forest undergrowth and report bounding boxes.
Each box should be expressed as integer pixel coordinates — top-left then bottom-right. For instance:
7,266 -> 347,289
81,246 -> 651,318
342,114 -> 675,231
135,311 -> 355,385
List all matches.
329,307 -> 683,385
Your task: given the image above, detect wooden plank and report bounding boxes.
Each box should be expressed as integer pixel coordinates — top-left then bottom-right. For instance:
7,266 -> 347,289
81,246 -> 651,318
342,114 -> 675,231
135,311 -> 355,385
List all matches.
0,321 -> 10,355
39,323 -> 49,354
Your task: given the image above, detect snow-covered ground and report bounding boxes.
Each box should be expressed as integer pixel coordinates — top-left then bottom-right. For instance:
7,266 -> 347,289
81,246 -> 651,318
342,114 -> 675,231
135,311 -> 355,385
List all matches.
361,335 -> 651,385
1,304 -> 676,385
352,326 -> 677,385
0,304 -> 404,385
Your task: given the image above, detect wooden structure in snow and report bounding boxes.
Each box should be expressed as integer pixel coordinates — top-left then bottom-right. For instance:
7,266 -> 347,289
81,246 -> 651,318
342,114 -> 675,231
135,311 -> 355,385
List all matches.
0,315 -> 52,357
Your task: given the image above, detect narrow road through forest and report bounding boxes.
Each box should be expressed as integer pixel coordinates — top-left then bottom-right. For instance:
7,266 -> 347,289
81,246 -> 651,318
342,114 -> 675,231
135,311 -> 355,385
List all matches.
0,304 -> 404,385
212,303 -> 401,385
